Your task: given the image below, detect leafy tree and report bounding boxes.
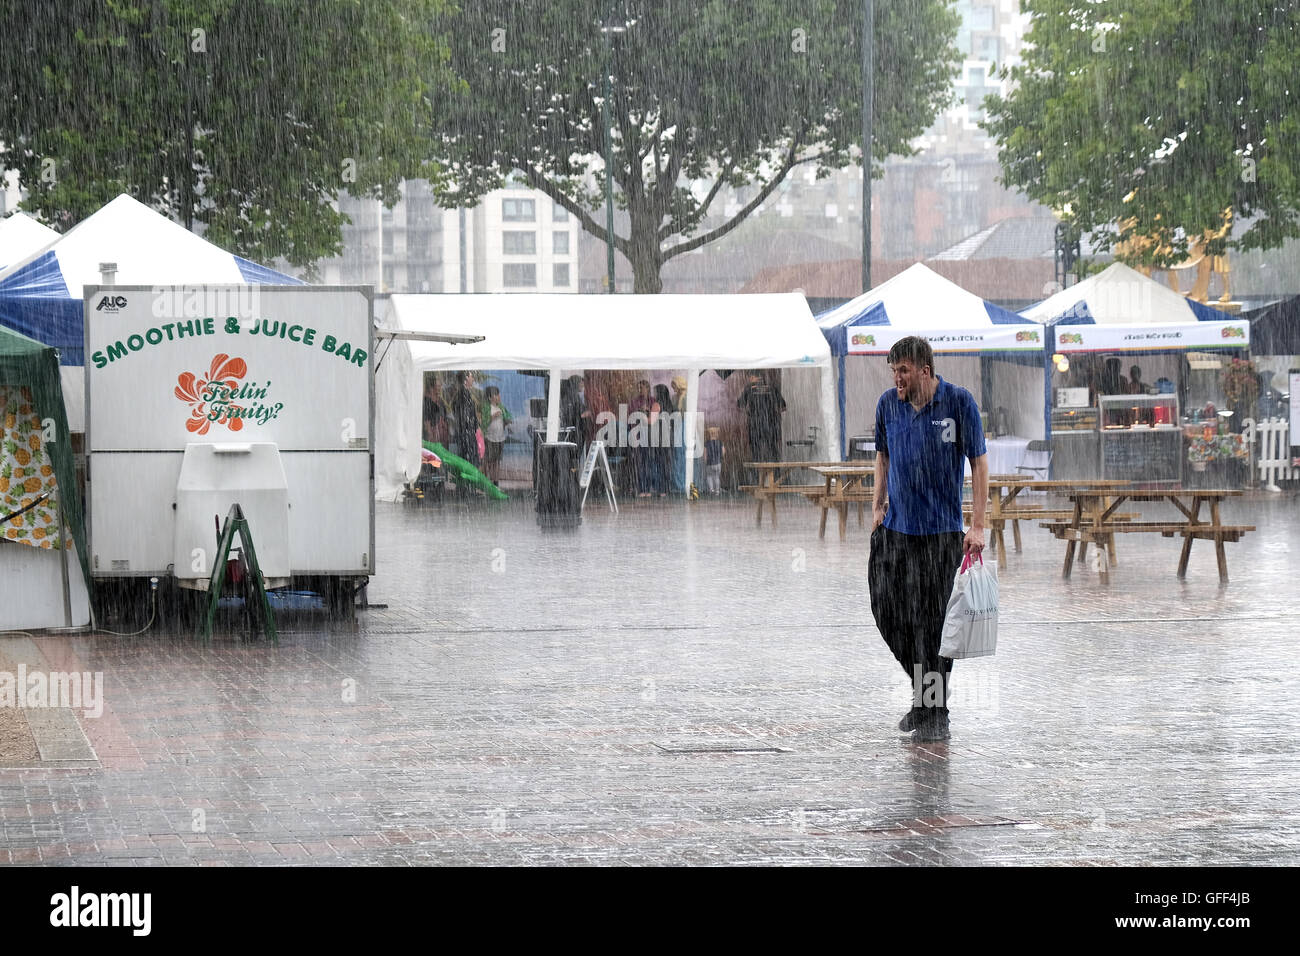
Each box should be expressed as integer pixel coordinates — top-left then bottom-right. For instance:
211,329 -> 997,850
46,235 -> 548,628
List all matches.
984,0 -> 1300,266
430,0 -> 961,292
0,0 -> 457,270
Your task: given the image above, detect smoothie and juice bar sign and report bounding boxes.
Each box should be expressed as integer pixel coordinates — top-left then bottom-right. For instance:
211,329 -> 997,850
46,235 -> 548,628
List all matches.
1053,321 -> 1250,353
845,325 -> 1043,355
85,286 -> 371,452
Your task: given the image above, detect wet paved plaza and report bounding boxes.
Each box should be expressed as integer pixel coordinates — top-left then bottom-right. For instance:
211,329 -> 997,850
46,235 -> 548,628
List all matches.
1,490 -> 1297,865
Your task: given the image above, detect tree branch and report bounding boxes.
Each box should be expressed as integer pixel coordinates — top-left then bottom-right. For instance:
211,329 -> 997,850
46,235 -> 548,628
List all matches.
639,111 -> 663,161
652,138 -> 685,221
522,166 -> 627,257
660,156 -> 734,241
663,137 -> 824,262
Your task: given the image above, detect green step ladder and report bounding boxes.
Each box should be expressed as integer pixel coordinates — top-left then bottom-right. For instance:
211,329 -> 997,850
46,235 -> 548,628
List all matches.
199,503 -> 278,645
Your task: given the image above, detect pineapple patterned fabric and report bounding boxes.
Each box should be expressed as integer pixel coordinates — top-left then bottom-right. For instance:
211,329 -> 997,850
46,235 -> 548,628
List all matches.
1,385 -> 68,550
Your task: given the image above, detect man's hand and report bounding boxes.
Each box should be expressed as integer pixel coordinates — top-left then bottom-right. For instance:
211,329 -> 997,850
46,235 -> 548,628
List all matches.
871,503 -> 887,532
963,525 -> 986,556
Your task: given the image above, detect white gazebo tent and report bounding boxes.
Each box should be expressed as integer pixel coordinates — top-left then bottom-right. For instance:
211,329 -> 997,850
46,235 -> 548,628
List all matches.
0,212 -> 59,270
375,293 -> 838,500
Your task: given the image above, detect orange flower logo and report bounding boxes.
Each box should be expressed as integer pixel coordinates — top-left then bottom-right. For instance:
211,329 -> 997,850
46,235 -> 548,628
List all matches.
175,354 -> 248,434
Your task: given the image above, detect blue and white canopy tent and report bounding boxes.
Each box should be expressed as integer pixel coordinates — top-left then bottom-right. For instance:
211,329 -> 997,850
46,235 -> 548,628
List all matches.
1023,262 -> 1250,449
816,263 -> 1047,464
0,194 -> 300,430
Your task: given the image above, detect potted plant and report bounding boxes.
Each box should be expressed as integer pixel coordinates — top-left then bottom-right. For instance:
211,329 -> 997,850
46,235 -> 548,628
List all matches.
1187,433 -> 1247,475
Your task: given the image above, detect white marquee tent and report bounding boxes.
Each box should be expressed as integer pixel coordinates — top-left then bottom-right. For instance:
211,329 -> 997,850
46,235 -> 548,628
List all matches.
0,212 -> 59,270
375,293 -> 838,500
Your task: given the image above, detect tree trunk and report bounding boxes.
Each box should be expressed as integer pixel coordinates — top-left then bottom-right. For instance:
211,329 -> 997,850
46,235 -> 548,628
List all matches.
632,265 -> 663,294
627,204 -> 664,293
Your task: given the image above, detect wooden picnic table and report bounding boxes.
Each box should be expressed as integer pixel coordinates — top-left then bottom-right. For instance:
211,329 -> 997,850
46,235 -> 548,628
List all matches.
976,476 -> 1134,570
741,461 -> 846,528
1042,487 -> 1255,583
808,464 -> 876,540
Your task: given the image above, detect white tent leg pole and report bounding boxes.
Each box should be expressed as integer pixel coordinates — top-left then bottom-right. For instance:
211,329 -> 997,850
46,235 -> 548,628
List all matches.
821,364 -> 840,461
57,496 -> 72,627
545,369 -> 562,442
685,369 -> 700,493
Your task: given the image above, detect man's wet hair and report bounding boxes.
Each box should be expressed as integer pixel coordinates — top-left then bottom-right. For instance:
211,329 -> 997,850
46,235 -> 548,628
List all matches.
888,336 -> 934,375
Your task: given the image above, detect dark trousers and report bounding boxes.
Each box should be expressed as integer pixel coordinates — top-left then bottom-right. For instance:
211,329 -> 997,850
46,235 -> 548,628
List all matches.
746,430 -> 780,485
868,525 -> 965,713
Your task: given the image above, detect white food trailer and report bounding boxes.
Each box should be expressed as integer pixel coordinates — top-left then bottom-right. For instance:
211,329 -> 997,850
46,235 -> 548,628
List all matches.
83,285 -> 374,610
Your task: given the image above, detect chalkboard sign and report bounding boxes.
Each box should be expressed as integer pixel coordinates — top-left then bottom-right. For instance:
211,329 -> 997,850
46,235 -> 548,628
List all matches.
1101,429 -> 1182,481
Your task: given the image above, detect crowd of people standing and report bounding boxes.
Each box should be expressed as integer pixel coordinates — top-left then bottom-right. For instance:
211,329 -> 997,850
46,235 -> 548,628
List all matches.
420,369 -> 788,496
422,371 -> 512,482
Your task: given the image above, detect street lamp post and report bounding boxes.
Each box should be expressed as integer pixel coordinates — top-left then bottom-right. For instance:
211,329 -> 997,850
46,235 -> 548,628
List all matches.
601,7 -> 625,294
861,0 -> 873,294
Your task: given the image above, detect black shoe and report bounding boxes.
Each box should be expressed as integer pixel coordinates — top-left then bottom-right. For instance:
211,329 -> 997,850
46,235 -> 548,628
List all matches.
898,706 -> 924,732
915,711 -> 951,741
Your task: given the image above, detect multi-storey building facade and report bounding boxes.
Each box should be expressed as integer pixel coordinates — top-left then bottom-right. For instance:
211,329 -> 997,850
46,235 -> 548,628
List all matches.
313,181 -> 578,295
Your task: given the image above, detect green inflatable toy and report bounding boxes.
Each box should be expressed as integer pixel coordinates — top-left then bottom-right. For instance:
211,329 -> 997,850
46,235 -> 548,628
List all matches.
423,441 -> 508,500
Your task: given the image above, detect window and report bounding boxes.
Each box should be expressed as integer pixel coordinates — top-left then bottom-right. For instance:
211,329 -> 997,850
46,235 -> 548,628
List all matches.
502,231 -> 537,254
553,231 -> 570,255
502,198 -> 536,222
552,263 -> 570,288
503,263 -> 536,287
553,202 -> 569,222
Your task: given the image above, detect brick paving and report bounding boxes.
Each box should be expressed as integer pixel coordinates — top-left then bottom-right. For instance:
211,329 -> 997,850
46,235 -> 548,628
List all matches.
1,489 -> 1297,865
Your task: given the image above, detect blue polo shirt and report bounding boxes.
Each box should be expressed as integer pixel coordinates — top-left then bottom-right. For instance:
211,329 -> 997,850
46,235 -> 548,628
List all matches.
875,376 -> 986,535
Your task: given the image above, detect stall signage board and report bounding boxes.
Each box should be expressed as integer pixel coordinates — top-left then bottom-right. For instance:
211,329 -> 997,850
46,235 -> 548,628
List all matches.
86,285 -> 372,452
1053,321 -> 1249,354
845,324 -> 1044,355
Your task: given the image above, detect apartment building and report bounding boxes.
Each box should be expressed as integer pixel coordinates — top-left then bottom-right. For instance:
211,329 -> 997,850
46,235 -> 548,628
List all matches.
314,181 -> 578,295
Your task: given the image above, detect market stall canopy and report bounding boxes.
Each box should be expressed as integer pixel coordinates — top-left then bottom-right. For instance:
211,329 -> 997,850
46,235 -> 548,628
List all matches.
1242,296 -> 1300,355
385,292 -> 831,371
0,194 -> 300,366
815,262 -> 1045,356
0,213 -> 59,271
1022,263 -> 1248,352
0,323 -> 91,628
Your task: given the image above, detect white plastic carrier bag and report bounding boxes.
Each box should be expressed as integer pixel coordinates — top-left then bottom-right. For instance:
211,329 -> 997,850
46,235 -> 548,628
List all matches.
939,551 -> 999,659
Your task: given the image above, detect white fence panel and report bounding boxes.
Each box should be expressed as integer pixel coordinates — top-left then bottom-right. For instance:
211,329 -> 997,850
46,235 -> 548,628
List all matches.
1253,417 -> 1297,490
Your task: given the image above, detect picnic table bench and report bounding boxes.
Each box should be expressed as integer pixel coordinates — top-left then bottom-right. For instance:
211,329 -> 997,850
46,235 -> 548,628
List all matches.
807,464 -> 876,540
974,476 -> 1138,570
1041,488 -> 1255,583
742,461 -> 846,527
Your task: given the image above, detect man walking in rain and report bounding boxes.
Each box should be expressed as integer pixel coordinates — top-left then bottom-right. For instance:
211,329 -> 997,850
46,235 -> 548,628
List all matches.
869,336 -> 987,741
